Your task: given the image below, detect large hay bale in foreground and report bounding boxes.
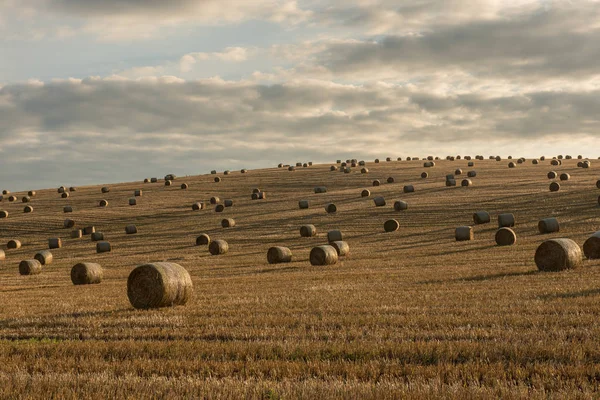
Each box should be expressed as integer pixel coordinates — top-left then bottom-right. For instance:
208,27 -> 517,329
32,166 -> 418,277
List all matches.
330,241 -> 349,256
19,259 -> 42,275
48,238 -> 62,249
495,228 -> 517,246
299,200 -> 309,209
384,219 -> 399,232
394,200 -> 408,211
310,245 -> 338,266
127,262 -> 192,309
325,203 -> 337,213
34,250 -> 53,265
300,225 -> 317,237
221,218 -> 235,228
535,238 -> 582,271
196,234 -> 210,245
455,226 -> 474,241
96,241 -> 111,253
209,239 -> 228,255
538,218 -> 560,234
498,213 -> 515,227
71,263 -> 103,285
125,225 -> 137,234
267,247 -> 293,264
473,211 -> 490,224
583,232 -> 600,259
327,230 -> 343,242
7,239 -> 21,249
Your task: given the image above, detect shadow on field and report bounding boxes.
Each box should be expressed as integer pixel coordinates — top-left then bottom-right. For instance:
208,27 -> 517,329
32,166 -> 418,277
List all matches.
537,288 -> 600,300
418,270 -> 538,285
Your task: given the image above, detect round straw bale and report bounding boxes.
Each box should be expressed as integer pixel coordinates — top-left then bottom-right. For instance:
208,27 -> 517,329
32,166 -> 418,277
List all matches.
181,183 -> 188,189
387,177 -> 395,184
336,159 -> 342,164
538,218 -> 560,234
327,230 -> 343,242
101,187 -> 110,193
310,245 -> 338,265
2,190 -> 9,195
583,161 -> 591,168
91,232 -> 104,242
0,210 -> 7,218
151,177 -> 158,183
508,162 -> 516,168
144,178 -> 149,183
34,250 -> 53,265
373,196 -> 386,207
7,195 -> 15,202
361,189 -> 370,197
374,159 -> 380,163
495,227 -> 517,246
134,190 -> 142,196
540,156 -> 546,161
330,166 -> 338,171
71,263 -> 103,285
22,196 -> 30,203
211,169 -> 218,174
7,239 -> 21,249
299,200 -> 310,209
578,155 -> 583,159
421,172 -> 428,178
498,213 -> 515,227
455,226 -> 474,241
209,239 -> 229,255
165,174 -> 176,181
58,186 -> 65,194
344,167 -> 351,173
314,186 -> 327,194
0,249 -> 4,260
577,161 -> 583,168
164,180 -> 172,186
210,196 -> 220,204
560,173 -> 570,181
558,155 -> 563,159
407,157 -> 413,161
267,246 -> 293,264
127,262 -> 192,309
64,219 -> 75,228
19,259 -> 42,275
468,162 -> 474,167
403,185 -> 415,193
48,238 -> 62,249
517,158 -> 525,164
129,198 -> 137,206
303,163 -> 308,168
28,191 -> 36,197
300,224 -> 317,237
61,192 -> 69,198
548,171 -> 557,179
566,155 -> 572,160
241,169 -> 248,173
71,229 -> 82,239
384,219 -> 400,232
288,166 -> 295,171
96,241 -> 111,253
473,211 -> 490,224
125,225 -> 137,234
386,157 -> 391,162
455,169 -> 463,175
309,162 -> 313,166
251,192 -> 266,200
361,167 -> 369,173
583,231 -> 600,259
221,218 -> 235,228
325,203 -> 337,213
296,162 -> 303,167
69,187 -> 76,192
331,240 -> 350,256
83,226 -> 95,235
214,177 -> 221,183
461,179 -> 473,187
467,171 -> 477,178
394,200 -> 408,211
495,156 -> 501,161
446,179 -> 456,187
196,234 -> 210,245
99,199 -> 108,207
532,159 -> 539,165
535,238 -> 582,271
551,159 -> 560,166
224,199 -> 233,207
596,180 -> 600,189
252,188 -> 261,194
215,204 -> 225,212
23,205 -> 33,213
372,180 -> 380,187
192,202 -> 204,210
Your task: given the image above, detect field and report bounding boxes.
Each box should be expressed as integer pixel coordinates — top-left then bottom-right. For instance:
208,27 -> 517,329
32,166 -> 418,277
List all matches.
0,157 -> 599,399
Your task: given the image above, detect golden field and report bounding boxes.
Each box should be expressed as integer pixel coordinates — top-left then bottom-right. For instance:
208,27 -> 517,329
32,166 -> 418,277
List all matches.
0,156 -> 599,399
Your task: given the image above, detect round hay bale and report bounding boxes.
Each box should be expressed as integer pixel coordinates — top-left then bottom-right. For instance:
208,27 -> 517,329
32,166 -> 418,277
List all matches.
299,200 -> 309,209
596,180 -> 600,189
224,199 -> 233,207
64,205 -> 74,213
386,177 -> 395,184
91,232 -> 104,242
374,159 -> 380,163
27,191 -> 36,197
495,228 -> 517,246
461,179 -> 473,187
196,234 -> 210,245
560,173 -> 570,181
303,163 -> 308,168
583,161 -> 591,168
508,162 -> 516,168
361,167 -> 368,173
583,231 -> 600,259
445,179 -> 457,187
540,156 -> 546,161
251,192 -> 266,200
0,210 -> 7,218
151,177 -> 158,183
394,200 -> 408,211
495,156 -> 501,161
71,229 -> 82,239
498,213 -> 515,227
538,218 -> 560,234
214,177 -> 221,183
134,190 -> 142,197
129,198 -> 137,206
215,204 -> 225,212
71,263 -> 103,285
223,170 -> 230,175
0,249 -> 4,260
181,183 -> 189,189
535,238 -> 582,271
565,155 -> 572,160
372,180 -> 380,187
210,197 -> 220,205
127,262 -> 192,309
19,259 -> 42,275
327,230 -> 343,242
209,239 -> 229,255
467,171 -> 477,178
211,169 -> 218,174
310,245 -> 338,265
101,187 -> 110,193
558,155 -> 563,159
361,189 -> 370,197
23,205 -> 33,213
144,178 -> 150,183
384,219 -> 399,232
296,162 -> 303,167
1,190 -> 8,195
403,185 -> 415,193
83,226 -> 95,235
551,159 -> 560,166
125,225 -> 137,234
468,162 -> 474,167
165,174 -> 176,181
578,155 -> 583,159
192,202 -> 204,211
300,224 -> 317,237
330,166 -> 338,171
455,169 -> 463,175
288,166 -> 296,172
61,192 -> 69,198
455,226 -> 474,241
548,171 -> 557,179
331,241 -> 350,256
69,187 -> 76,192
267,247 -> 293,264
473,211 -> 491,224
99,199 -> 108,207
96,241 -> 111,253
325,203 -> 337,213
336,159 -> 342,164
221,218 -> 235,228
48,238 -> 62,249
165,180 -> 172,186
359,160 -> 366,165
34,250 -> 53,265
252,188 -> 261,194
343,167 -> 351,174
577,161 -> 583,168
58,186 -> 65,194
421,172 -> 428,178
314,186 -> 327,194
241,169 -> 248,173
373,196 -> 386,207
386,157 -> 391,162
532,159 -> 539,165
64,219 -> 75,228
22,196 -> 30,203
7,196 -> 16,202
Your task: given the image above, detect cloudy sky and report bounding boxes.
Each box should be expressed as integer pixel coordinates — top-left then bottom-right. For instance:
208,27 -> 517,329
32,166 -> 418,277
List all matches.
1,0 -> 599,190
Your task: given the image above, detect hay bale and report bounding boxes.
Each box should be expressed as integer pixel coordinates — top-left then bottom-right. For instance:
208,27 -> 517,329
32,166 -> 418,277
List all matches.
8,195 -> 16,202
540,156 -> 546,161
547,171 -> 557,179
91,232 -> 104,242
144,178 -> 150,183
96,241 -> 111,253
325,203 -> 337,213
151,177 -> 158,183
64,219 -> 75,228
577,161 -> 583,168
421,172 -> 428,178
129,198 -> 137,206
251,192 -> 266,200
560,173 -> 570,181
578,155 -> 583,159
298,200 -> 310,209
468,162 -> 474,167
99,199 -> 108,207
384,219 -> 399,232
583,161 -> 591,168
359,160 -> 366,166
314,186 -> 327,194
498,213 -> 515,227
48,238 -> 62,249
495,156 -> 501,161
71,229 -> 82,239
214,177 -> 221,183
583,231 -> 600,259
102,187 -> 110,193
28,191 -> 36,197
61,192 -> 69,199
165,180 -> 172,186
252,188 -> 261,194
508,162 -> 516,168
34,250 -> 53,265
387,177 -> 395,184
344,167 -> 351,173
267,247 -> 293,264
192,202 -> 204,211
330,166 -> 338,171
565,155 -> 572,160
455,169 -> 463,175
2,190 -> 9,195
19,259 -> 42,275
23,205 -> 33,213
0,249 -> 4,260
532,159 -> 539,165
473,211 -> 491,224
224,199 -> 233,207
209,239 -> 229,255
210,196 -> 220,204
288,166 -> 296,171
22,196 -> 30,203
461,179 -> 473,187
300,225 -> 317,237
446,179 -> 457,187
296,162 -> 303,167
467,171 -> 477,178
125,225 -> 137,234
535,238 -> 582,271
241,169 -> 248,173
71,262 -> 103,285
551,159 -> 560,166
372,180 -> 380,187
310,245 -> 338,265
221,218 -> 235,228
538,218 -> 560,234
495,228 -> 517,246
331,241 -> 350,256
303,163 -> 308,168
58,186 -> 65,193
215,204 -> 225,212
361,189 -> 370,197
196,234 -> 210,245
394,200 -> 408,211
0,210 -> 7,218
83,226 -> 95,235
327,230 -> 343,242
181,183 -> 189,189
596,180 -> 600,189
69,187 -> 76,192
360,167 -> 369,174
455,226 -> 474,241
374,159 -> 380,163
336,159 -> 342,164
127,262 -> 192,309
403,185 -> 415,193
211,170 -> 218,174
165,174 -> 176,181
134,190 -> 142,197
373,196 -> 386,207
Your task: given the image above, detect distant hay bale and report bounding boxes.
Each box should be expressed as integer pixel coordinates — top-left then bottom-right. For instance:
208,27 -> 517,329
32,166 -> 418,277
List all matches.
22,196 -> 30,203
61,192 -> 69,198
446,179 -> 457,187
331,241 -> 350,256
583,231 -> 600,259
535,238 -> 582,271
211,170 -> 218,174
23,205 -> 33,213
134,190 -> 142,196
336,159 -> 342,164
28,191 -> 36,197
165,180 -> 172,186
215,204 -> 225,212
7,239 -> 21,249
359,160 -> 366,166
127,262 -> 192,309
19,259 -> 42,275
540,156 -> 546,161
125,225 -> 137,234
517,158 -> 525,164
299,200 -> 310,209
8,196 -> 16,202
314,186 -> 327,194
83,226 -> 95,235
129,198 -> 137,206
99,199 -> 108,207
64,219 -> 75,228
209,239 -> 229,255
565,155 -> 572,160
69,187 -> 76,192
547,171 -> 557,179
596,180 -> 600,189
330,166 -> 338,171
578,155 -> 583,159
48,238 -> 62,249
251,192 -> 266,200
373,196 -> 386,207
214,177 -> 221,183
361,168 -> 369,173
224,199 -> 233,207
538,218 -> 560,234
551,159 -> 560,166
495,156 -> 501,161
549,182 -> 560,192
508,162 -> 516,168
469,212 -> 490,226
455,226 -> 474,241
58,186 -> 65,194
327,230 -> 343,242
560,173 -> 570,181
455,169 -> 463,175
267,246 -> 293,264
101,187 -> 110,193
421,172 -> 428,178
151,178 -> 158,183
495,228 -> 517,246
394,200 -> 408,211
196,234 -> 210,245
34,250 -> 53,265
374,159 -> 380,163
91,232 -> 104,242
461,179 -> 473,187
387,177 -> 395,184
310,245 -> 338,266
403,185 -> 415,193
221,218 -> 235,228
361,189 -> 370,197
0,249 -> 4,260
532,159 -> 539,164
372,180 -> 380,186
583,161 -> 591,168
384,219 -> 400,232
300,224 -> 317,237
181,183 -> 189,190
303,163 -> 308,168
192,202 -> 204,210
344,167 -> 351,173
96,241 -> 111,253
71,229 -> 82,239
468,162 -> 474,167
241,169 -> 248,173
296,162 -> 303,167
165,174 -> 176,181
288,166 -> 296,172
325,203 -> 337,213
577,161 -> 583,168
2,190 -> 9,195
386,157 -> 391,162
407,157 -> 412,161
467,171 -> 477,178
210,196 -> 220,204
71,263 -> 103,285
144,178 -> 149,183
498,213 -> 515,227
0,210 -> 7,218
309,162 -> 313,166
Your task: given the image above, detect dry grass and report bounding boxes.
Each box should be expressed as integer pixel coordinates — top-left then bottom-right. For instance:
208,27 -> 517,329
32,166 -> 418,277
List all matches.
1,158 -> 600,398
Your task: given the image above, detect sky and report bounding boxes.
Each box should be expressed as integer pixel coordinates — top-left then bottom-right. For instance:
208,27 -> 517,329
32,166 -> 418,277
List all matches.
1,0 -> 599,191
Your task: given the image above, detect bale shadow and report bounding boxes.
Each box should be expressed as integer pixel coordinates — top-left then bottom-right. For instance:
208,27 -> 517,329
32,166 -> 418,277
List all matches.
537,288 -> 600,300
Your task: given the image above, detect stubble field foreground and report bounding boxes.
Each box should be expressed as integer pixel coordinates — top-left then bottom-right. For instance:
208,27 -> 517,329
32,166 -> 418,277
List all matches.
0,157 -> 599,399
